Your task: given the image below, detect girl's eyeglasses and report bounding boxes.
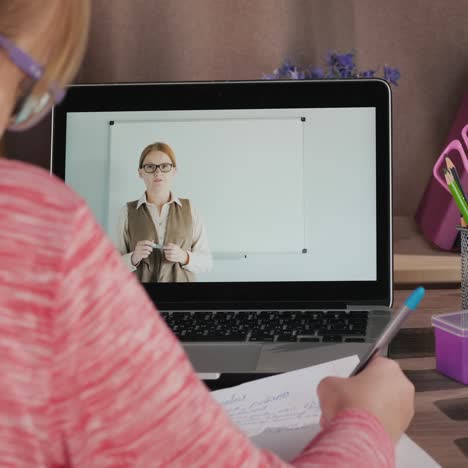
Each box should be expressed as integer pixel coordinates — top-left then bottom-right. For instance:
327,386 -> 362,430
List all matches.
0,35 -> 65,132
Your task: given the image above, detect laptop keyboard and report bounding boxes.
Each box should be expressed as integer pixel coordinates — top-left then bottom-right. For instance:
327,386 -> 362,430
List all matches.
160,310 -> 368,343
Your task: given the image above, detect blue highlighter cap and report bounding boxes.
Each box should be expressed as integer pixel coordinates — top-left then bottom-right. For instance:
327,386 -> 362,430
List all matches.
405,286 -> 425,310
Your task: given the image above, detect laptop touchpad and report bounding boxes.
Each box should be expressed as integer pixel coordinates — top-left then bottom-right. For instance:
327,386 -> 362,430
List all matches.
257,342 -> 370,372
183,344 -> 261,373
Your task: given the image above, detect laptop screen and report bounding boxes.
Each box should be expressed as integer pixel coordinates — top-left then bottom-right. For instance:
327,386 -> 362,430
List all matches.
65,107 -> 376,283
52,81 -> 391,306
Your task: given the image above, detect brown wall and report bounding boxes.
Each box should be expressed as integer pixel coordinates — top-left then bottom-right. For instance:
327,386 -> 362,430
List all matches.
5,0 -> 468,215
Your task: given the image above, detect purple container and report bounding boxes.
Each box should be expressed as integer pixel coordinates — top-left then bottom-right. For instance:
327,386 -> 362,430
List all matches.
432,311 -> 468,385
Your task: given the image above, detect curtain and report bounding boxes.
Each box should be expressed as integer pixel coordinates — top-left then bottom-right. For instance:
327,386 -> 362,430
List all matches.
6,0 -> 468,215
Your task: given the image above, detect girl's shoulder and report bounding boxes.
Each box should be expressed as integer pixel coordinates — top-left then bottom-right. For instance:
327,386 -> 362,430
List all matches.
0,158 -> 83,212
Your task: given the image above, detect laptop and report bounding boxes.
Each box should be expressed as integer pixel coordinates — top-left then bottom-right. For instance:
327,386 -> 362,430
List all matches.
51,80 -> 392,385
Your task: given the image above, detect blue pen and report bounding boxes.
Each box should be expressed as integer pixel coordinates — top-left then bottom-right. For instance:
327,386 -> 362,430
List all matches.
350,286 -> 425,376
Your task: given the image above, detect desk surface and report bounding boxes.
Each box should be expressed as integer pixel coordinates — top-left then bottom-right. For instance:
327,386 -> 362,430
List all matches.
394,216 -> 460,285
393,288 -> 467,468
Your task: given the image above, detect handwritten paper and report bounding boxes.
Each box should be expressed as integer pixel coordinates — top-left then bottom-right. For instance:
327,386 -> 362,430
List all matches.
211,355 -> 357,437
212,355 -> 440,467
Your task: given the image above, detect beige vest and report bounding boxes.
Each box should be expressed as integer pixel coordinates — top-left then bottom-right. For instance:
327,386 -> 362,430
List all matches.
126,198 -> 195,283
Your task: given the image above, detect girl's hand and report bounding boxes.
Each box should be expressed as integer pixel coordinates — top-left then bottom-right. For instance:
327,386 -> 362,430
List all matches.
317,356 -> 415,444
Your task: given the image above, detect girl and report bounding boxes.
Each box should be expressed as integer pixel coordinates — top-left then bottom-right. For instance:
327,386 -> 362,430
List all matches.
0,1 -> 413,466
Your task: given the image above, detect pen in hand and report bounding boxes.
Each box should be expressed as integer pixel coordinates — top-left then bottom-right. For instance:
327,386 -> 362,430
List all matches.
350,286 -> 425,376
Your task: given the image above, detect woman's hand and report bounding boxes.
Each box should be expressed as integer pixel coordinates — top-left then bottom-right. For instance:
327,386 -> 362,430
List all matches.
164,243 -> 189,265
317,356 -> 415,444
131,240 -> 154,265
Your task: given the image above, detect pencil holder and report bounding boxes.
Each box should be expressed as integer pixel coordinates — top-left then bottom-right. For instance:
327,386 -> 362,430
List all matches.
415,141 -> 468,251
416,90 -> 468,251
458,227 -> 468,309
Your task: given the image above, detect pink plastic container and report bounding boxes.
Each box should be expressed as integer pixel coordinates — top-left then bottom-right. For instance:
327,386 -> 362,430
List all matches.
432,311 -> 468,385
415,91 -> 468,251
415,140 -> 468,250
462,123 -> 468,149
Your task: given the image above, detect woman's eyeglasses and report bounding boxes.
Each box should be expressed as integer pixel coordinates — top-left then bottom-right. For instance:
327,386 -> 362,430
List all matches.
0,35 -> 65,132
142,163 -> 174,174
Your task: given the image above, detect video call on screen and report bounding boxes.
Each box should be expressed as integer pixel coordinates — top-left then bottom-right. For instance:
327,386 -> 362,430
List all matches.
65,107 -> 377,284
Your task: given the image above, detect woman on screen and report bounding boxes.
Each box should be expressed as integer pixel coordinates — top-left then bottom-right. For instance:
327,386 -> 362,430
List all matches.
117,141 -> 213,282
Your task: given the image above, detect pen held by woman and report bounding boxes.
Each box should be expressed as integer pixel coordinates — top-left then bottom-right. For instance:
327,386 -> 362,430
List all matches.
350,286 -> 425,376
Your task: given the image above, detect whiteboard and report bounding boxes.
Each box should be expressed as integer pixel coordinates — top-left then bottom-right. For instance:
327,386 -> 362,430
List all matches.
108,118 -> 305,255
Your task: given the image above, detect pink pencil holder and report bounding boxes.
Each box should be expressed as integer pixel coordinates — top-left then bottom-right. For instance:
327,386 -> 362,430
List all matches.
462,123 -> 468,150
416,92 -> 468,251
415,140 -> 468,250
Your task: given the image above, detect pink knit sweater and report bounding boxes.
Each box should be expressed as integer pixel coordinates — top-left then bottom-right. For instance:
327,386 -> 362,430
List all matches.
0,159 -> 394,467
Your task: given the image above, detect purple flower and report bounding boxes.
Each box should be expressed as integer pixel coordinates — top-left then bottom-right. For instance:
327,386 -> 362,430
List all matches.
308,67 -> 324,79
289,69 -> 305,79
336,52 -> 355,69
326,51 -> 356,78
263,51 -> 400,87
277,61 -> 295,77
326,51 -> 339,67
338,67 -> 354,78
360,69 -> 376,78
383,66 -> 400,86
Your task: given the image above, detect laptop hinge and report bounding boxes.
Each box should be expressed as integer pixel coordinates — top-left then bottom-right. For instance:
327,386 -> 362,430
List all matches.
156,300 -> 351,311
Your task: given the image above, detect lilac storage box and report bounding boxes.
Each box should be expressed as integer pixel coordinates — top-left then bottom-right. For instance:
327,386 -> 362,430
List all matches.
432,311 -> 468,385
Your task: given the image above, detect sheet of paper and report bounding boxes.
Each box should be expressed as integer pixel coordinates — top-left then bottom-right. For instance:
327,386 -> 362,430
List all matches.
211,355 -> 358,437
396,434 -> 441,467
212,355 -> 440,467
250,425 -> 439,467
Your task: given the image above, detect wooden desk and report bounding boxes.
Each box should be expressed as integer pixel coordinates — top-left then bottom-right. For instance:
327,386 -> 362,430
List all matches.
393,289 -> 468,468
394,216 -> 461,286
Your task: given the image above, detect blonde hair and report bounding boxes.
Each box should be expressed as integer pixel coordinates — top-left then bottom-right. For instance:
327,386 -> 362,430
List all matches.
139,142 -> 177,169
0,0 -> 91,94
